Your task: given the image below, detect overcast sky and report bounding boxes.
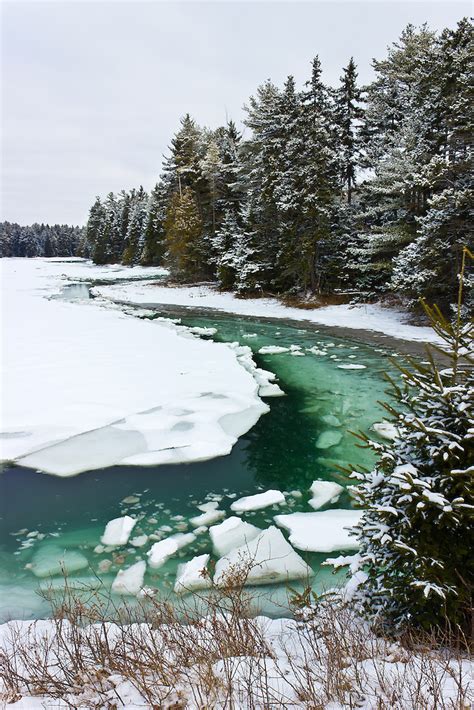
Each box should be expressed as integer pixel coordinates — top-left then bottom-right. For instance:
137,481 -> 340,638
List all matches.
1,1 -> 470,226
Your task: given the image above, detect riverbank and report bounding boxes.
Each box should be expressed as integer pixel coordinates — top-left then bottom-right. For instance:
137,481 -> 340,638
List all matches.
93,280 -> 443,355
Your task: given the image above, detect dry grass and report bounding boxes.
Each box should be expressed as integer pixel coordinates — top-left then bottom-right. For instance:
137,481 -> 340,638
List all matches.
0,574 -> 472,709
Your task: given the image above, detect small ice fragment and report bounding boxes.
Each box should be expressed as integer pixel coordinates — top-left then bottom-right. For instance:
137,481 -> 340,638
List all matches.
230,490 -> 285,513
197,501 -> 219,513
337,364 -> 367,370
174,554 -> 212,594
258,346 -> 290,355
209,516 -> 261,557
373,421 -> 399,440
101,516 -> 137,546
121,495 -> 140,505
130,535 -> 149,548
309,480 -> 344,510
111,560 -> 146,595
190,509 -> 225,527
98,559 -> 112,573
315,431 -> 343,449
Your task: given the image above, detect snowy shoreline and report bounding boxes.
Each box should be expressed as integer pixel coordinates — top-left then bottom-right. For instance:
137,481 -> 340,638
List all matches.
0,259 -> 273,476
93,280 -> 442,345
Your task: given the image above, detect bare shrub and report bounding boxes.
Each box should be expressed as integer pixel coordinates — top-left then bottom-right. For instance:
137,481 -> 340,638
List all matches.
0,575 -> 472,708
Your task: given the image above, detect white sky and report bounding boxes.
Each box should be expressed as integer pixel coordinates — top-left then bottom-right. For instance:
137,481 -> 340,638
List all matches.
1,1 -> 470,225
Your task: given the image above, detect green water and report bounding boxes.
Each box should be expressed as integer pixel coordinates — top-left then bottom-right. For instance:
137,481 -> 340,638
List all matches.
0,301 -> 396,620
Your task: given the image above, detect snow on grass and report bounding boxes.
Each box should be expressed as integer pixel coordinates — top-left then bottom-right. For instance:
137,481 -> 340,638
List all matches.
214,526 -> 312,586
274,509 -> 363,553
230,490 -> 286,513
94,280 -> 443,343
0,259 -> 269,476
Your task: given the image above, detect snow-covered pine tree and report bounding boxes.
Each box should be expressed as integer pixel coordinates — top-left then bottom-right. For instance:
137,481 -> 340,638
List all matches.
391,19 -> 473,307
349,247 -> 473,632
242,79 -> 284,289
122,187 -> 148,264
334,57 -> 364,205
141,183 -> 167,265
164,186 -> 204,280
87,197 -> 107,264
351,24 -> 438,294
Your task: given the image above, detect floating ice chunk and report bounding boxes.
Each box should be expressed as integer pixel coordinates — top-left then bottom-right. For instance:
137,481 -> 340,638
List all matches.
337,364 -> 367,370
111,560 -> 146,595
174,554 -> 212,594
309,481 -> 344,510
188,326 -> 217,337
190,509 -> 226,527
258,382 -> 285,397
258,346 -> 290,355
147,533 -> 196,569
121,495 -> 140,504
30,545 -> 89,578
289,345 -> 302,352
373,421 -> 399,440
320,415 -> 342,427
242,333 -> 257,338
101,516 -> 137,546
306,347 -> 327,356
231,490 -> 286,513
130,535 -> 148,548
209,516 -> 261,557
98,559 -> 112,573
214,526 -> 312,587
315,431 -> 343,449
274,509 -> 363,553
197,501 -> 220,513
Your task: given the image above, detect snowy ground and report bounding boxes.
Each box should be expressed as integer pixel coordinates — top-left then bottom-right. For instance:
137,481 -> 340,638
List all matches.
0,259 -> 270,475
0,612 -> 471,709
93,281 -> 442,344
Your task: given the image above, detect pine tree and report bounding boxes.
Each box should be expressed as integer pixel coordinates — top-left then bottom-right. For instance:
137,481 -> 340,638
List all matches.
141,183 -> 167,265
122,187 -> 148,265
391,19 -> 473,306
349,248 -> 473,632
334,57 -> 364,205
164,187 -> 204,280
87,198 -> 107,264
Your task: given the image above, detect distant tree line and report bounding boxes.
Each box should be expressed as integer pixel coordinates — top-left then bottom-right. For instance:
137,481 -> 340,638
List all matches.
4,19 -> 471,309
0,222 -> 83,258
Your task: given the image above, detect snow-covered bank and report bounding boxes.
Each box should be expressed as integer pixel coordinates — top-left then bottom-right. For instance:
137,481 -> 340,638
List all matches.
94,281 -> 442,344
0,259 -> 269,475
1,609 -> 471,709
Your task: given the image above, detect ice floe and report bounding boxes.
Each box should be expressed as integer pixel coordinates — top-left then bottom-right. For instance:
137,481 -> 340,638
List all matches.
174,554 -> 212,594
258,346 -> 290,355
147,533 -> 196,569
111,560 -> 146,595
30,545 -> 89,578
315,431 -> 343,449
373,421 -> 399,440
1,259 -> 270,475
190,509 -> 226,527
309,480 -> 344,510
337,364 -> 367,370
274,509 -> 363,553
101,516 -> 137,546
230,490 -> 286,513
209,517 -> 261,557
214,527 -> 312,586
